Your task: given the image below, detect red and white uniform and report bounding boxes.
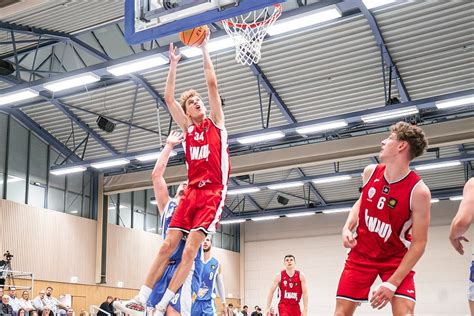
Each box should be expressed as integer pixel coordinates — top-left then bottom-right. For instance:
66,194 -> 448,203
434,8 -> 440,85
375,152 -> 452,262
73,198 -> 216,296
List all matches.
169,118 -> 230,234
337,164 -> 423,302
278,270 -> 302,316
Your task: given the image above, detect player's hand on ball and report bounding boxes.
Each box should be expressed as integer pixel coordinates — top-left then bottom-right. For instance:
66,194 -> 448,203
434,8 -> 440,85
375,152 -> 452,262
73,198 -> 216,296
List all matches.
169,43 -> 182,64
370,284 -> 394,310
342,228 -> 357,248
166,130 -> 184,146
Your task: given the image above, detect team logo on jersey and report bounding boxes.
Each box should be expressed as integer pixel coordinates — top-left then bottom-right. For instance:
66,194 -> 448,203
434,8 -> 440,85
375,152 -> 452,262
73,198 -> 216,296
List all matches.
295,282 -> 298,286
204,126 -> 209,133
211,264 -> 216,270
187,125 -> 195,134
283,280 -> 287,286
382,186 -> 390,194
368,187 -> 376,199
387,198 -> 398,209
289,283 -> 293,288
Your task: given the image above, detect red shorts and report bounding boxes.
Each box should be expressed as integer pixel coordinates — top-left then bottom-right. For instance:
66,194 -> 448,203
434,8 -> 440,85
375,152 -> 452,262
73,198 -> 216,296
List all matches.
168,186 -> 226,234
278,303 -> 301,316
336,251 -> 416,303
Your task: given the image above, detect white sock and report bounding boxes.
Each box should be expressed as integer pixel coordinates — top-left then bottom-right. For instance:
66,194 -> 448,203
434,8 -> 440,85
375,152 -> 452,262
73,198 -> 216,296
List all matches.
156,289 -> 175,310
135,285 -> 152,304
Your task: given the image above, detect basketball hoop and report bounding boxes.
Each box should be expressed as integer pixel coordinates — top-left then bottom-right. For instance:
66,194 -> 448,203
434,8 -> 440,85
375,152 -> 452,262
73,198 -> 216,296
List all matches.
222,4 -> 282,66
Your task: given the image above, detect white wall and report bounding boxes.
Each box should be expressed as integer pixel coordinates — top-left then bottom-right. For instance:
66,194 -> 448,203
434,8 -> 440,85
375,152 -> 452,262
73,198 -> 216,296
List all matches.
244,201 -> 472,315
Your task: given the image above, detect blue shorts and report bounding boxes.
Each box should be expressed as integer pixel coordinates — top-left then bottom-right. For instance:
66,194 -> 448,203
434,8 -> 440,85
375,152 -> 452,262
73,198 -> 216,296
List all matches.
147,260 -> 201,315
469,260 -> 474,301
191,299 -> 216,316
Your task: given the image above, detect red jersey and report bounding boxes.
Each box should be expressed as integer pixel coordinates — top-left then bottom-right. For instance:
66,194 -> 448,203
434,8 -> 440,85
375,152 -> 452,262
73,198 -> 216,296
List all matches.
279,270 -> 302,306
184,118 -> 230,189
353,164 -> 423,260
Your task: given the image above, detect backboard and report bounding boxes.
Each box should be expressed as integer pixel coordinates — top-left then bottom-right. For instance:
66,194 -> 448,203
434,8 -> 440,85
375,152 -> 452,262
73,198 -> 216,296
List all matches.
124,0 -> 284,45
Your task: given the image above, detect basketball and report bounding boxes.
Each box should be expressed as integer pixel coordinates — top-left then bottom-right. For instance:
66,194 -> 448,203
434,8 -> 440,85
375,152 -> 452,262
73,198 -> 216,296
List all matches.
179,25 -> 209,47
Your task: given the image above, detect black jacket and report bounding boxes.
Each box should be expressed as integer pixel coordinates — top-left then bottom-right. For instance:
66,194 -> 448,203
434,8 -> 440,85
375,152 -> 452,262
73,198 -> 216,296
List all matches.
0,302 -> 14,315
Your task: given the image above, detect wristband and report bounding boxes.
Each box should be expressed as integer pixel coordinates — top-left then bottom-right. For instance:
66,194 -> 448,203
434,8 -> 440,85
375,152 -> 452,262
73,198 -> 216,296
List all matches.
381,282 -> 397,292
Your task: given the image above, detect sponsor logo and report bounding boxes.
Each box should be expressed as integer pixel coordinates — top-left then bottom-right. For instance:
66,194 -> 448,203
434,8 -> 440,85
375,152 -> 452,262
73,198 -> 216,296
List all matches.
283,280 -> 287,286
284,291 -> 298,300
364,209 -> 392,242
382,186 -> 390,194
368,187 -> 376,199
407,290 -> 415,294
388,198 -> 398,209
187,125 -> 195,134
211,264 -> 216,270
190,144 -> 210,161
198,179 -> 212,188
289,283 -> 293,288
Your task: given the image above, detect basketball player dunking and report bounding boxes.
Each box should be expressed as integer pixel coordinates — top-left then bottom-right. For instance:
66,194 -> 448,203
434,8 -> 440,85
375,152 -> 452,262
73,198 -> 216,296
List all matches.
265,255 -> 309,316
115,31 -> 230,316
335,122 -> 431,316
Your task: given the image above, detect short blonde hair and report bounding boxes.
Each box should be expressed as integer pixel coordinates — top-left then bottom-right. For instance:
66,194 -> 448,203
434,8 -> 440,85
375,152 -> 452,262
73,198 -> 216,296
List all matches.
390,122 -> 428,160
179,89 -> 201,114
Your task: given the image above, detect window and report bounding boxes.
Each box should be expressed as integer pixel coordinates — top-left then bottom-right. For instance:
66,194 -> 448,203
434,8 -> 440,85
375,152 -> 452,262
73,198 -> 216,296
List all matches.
133,190 -> 145,230
28,134 -> 47,208
66,173 -> 83,216
6,119 -> 28,203
108,194 -> 118,225
119,192 -> 132,228
48,149 -> 65,212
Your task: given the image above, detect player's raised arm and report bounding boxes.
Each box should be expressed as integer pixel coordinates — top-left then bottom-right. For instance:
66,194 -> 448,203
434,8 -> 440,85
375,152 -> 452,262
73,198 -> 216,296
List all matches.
151,130 -> 184,215
201,32 -> 224,128
164,43 -> 189,132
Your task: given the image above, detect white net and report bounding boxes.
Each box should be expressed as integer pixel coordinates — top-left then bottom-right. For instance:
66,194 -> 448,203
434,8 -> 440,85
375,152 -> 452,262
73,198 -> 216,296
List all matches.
222,4 -> 282,66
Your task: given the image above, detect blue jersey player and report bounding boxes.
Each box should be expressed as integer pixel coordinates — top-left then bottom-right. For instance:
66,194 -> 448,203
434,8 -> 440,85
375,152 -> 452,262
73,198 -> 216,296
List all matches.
115,131 -> 202,316
192,236 -> 227,316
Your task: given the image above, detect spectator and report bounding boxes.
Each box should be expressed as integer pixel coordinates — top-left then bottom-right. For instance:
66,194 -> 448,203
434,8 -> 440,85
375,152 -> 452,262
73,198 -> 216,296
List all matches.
97,296 -> 114,316
8,287 -> 22,315
267,307 -> 276,316
32,290 -> 47,315
241,305 -> 248,316
17,308 -> 26,316
257,307 -> 263,316
250,306 -> 260,316
1,294 -> 14,315
66,308 -> 74,316
42,306 -> 52,316
43,287 -> 67,316
19,291 -> 36,316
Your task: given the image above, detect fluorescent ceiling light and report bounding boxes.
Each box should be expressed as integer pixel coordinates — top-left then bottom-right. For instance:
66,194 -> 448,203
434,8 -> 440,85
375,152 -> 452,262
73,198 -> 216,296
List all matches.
449,196 -> 463,201
43,73 -> 100,92
268,6 -> 341,36
135,150 -> 177,162
322,208 -> 351,214
50,166 -> 87,176
108,205 -> 125,210
0,89 -> 39,106
181,37 -> 234,58
267,181 -> 304,190
361,106 -> 419,123
251,215 -> 280,222
227,187 -> 261,195
414,161 -> 461,171
107,55 -> 169,76
296,120 -> 348,135
70,210 -> 79,214
0,175 -> 24,185
312,175 -> 352,184
90,158 -> 130,169
146,228 -> 156,232
430,198 -> 440,203
285,211 -> 315,218
237,131 -> 285,144
362,0 -> 397,10
220,219 -> 246,225
436,96 -> 474,109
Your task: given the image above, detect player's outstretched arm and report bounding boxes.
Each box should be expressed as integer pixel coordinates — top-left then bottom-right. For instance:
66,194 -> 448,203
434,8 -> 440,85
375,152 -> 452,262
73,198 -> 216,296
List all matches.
300,272 -> 309,316
164,43 -> 188,132
265,273 -> 280,315
342,164 -> 376,248
216,263 -> 227,314
449,178 -> 474,255
151,130 -> 184,214
370,181 -> 431,310
201,31 -> 224,128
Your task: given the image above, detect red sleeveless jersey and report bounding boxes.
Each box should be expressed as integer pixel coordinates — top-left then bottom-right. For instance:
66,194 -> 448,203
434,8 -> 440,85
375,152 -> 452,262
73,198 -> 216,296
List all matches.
279,270 -> 302,306
184,118 -> 230,189
353,164 -> 423,260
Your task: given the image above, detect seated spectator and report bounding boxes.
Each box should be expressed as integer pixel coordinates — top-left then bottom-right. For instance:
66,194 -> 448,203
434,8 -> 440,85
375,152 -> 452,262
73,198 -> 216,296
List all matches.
8,287 -> 22,315
43,287 -> 67,316
66,308 -> 74,316
32,290 -> 47,315
42,306 -> 52,316
241,305 -> 248,316
19,291 -> 37,316
97,296 -> 114,316
17,308 -> 26,316
1,294 -> 14,315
